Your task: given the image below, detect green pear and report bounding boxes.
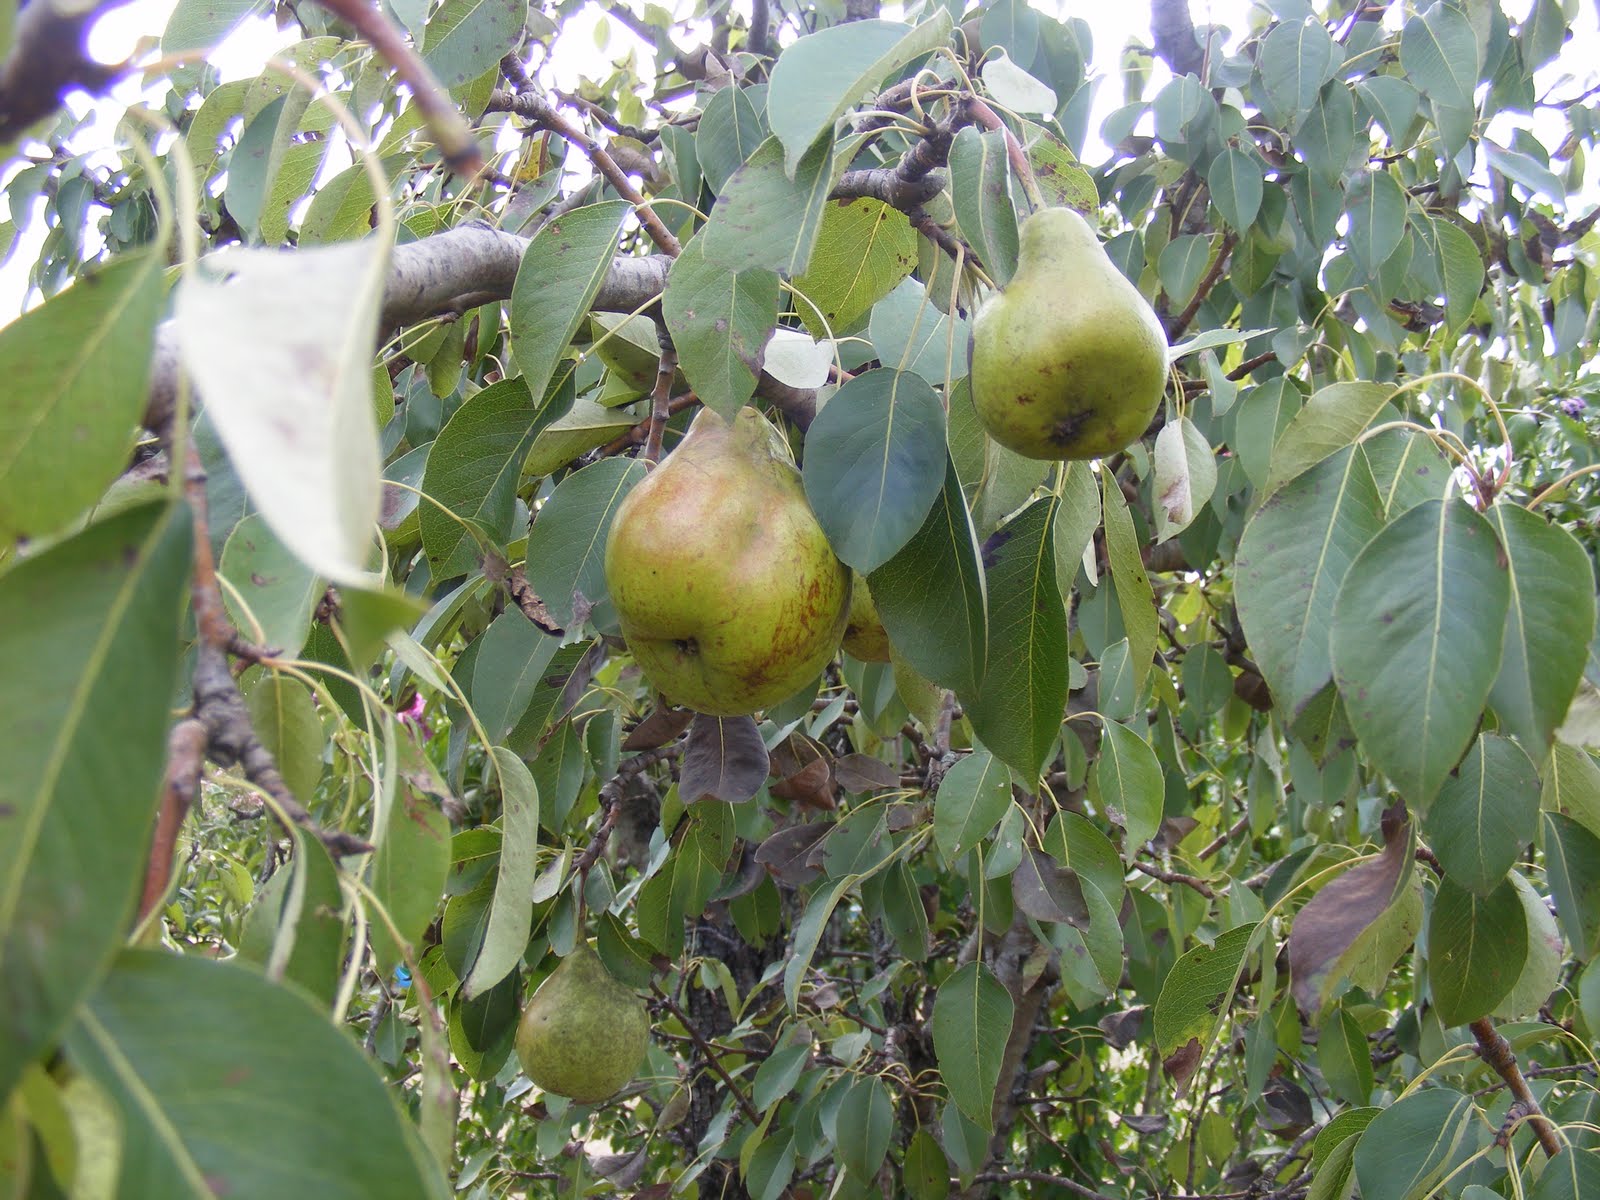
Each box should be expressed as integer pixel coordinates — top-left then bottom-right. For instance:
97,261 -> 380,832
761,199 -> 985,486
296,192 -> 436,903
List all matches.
841,573 -> 892,663
604,406 -> 851,716
969,206 -> 1169,460
515,942 -> 650,1104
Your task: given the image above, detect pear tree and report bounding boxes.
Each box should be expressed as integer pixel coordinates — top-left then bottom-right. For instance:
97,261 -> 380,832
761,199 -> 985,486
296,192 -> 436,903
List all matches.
2,0 -> 1600,1196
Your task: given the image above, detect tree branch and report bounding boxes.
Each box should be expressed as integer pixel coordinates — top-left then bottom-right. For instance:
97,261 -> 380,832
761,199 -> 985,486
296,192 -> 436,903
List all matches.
1150,0 -> 1206,78
1469,1017 -> 1563,1158
0,1 -> 124,144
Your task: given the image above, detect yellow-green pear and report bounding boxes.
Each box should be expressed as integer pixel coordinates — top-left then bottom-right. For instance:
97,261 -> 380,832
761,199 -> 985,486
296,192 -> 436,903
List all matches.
969,206 -> 1169,460
841,573 -> 892,663
604,407 -> 851,716
515,942 -> 650,1104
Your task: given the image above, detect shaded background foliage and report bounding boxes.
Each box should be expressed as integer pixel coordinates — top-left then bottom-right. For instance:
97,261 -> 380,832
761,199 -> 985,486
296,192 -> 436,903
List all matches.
2,0 -> 1600,1197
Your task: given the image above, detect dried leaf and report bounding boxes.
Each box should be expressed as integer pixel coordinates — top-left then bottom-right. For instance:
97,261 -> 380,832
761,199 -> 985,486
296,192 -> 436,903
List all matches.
1012,845 -> 1091,928
771,757 -> 836,810
753,822 -> 833,886
679,713 -> 769,804
834,753 -> 901,793
1288,807 -> 1414,1011
622,706 -> 694,750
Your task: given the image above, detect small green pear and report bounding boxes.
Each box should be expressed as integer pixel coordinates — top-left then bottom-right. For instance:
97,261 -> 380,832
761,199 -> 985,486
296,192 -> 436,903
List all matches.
969,206 -> 1169,460
841,573 -> 892,663
604,407 -> 851,716
515,942 -> 650,1104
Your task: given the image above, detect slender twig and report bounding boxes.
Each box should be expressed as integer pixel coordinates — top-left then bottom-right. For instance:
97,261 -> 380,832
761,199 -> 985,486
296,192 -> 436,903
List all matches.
650,984 -> 763,1127
643,335 -> 679,464
601,392 -> 699,455
314,0 -> 481,173
138,718 -> 209,921
486,89 -> 681,256
1133,859 -> 1216,898
1469,1017 -> 1563,1157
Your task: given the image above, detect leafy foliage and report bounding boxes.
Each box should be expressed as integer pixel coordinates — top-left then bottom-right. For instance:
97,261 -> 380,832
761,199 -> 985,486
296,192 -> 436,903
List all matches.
3,0 -> 1600,1196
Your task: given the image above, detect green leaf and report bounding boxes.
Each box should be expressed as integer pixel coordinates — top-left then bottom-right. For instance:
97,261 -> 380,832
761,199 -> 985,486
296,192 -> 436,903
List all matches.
243,674 -> 325,804
1428,876 -> 1526,1025
1258,17 -> 1340,126
0,501 -> 190,1105
1317,1006 -> 1374,1107
523,455 -> 647,633
1497,870 -> 1563,1020
790,199 -> 918,339
801,369 -> 947,572
663,237 -> 780,421
835,1076 -> 893,1180
694,84 -> 767,193
1041,810 -> 1124,909
1352,1088 -> 1472,1200
783,875 -> 856,1009
1363,428 -> 1453,517
1527,1142 -> 1600,1200
1264,382 -> 1393,499
1232,377 -> 1302,491
1399,1 -> 1480,113
422,0 -> 528,89
965,499 -> 1068,778
1432,218 -> 1485,332
867,459 -> 987,695
1207,146 -> 1263,230
1096,721 -> 1164,857
765,14 -> 952,175
1425,733 -> 1539,893
370,781 -> 451,976
64,951 -> 448,1197
1153,922 -> 1259,1057
949,127 -> 1019,285
704,135 -> 839,277
934,749 -> 1012,863
1158,235 -> 1212,308
510,200 -> 630,402
868,277 -> 972,387
470,611 -> 562,743
932,962 -> 1014,1132
1102,468 -> 1157,694
1236,445 -> 1387,718
1331,498 -> 1510,808
461,751 -> 539,998
1544,811 -> 1600,959
1542,741 -> 1600,841
219,514 -> 321,657
1297,81 -> 1357,182
0,251 -> 165,541
903,1127 -> 951,1200
1356,76 -> 1420,148
1344,171 -> 1408,280
1485,504 -> 1597,756
236,833 -> 345,1008
420,378 -> 554,579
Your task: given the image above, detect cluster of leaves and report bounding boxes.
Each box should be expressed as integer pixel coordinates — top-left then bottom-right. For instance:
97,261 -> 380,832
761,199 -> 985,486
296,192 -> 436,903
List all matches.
3,0 -> 1600,1197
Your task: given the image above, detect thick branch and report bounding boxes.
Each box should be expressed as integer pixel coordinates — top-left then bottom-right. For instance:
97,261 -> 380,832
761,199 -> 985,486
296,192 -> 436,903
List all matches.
1150,0 -> 1206,78
1469,1017 -> 1562,1158
0,1 -> 124,144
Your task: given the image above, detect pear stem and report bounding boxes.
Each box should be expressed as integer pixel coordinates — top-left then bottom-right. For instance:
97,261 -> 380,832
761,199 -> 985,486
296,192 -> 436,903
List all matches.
965,97 -> 1046,213
644,332 -> 680,465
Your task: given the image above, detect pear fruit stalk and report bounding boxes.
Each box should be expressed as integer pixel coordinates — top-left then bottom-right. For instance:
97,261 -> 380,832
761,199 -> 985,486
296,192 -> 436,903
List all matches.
969,206 -> 1169,460
515,942 -> 650,1104
604,407 -> 851,716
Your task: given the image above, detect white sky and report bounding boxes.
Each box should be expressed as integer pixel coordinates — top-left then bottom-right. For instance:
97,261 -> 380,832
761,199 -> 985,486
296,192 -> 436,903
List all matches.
1,0 -> 1595,316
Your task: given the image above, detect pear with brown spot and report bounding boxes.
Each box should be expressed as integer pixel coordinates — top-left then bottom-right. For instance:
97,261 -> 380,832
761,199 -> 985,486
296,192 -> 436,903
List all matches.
515,942 -> 650,1104
604,407 -> 851,715
969,206 -> 1169,460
